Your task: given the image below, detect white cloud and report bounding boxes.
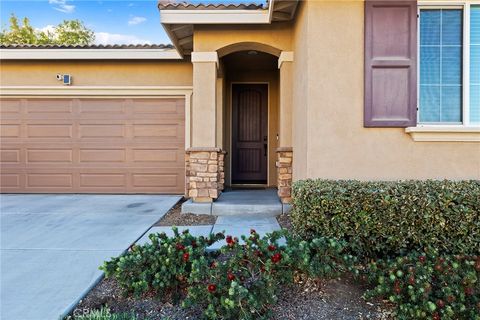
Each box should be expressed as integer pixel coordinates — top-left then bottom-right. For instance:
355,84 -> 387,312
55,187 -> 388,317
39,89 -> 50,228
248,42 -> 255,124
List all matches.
94,32 -> 152,45
128,16 -> 147,26
37,25 -> 56,34
49,0 -> 75,13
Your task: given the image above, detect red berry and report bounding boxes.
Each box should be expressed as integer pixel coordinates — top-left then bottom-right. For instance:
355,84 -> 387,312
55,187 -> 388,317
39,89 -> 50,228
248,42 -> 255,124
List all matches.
408,276 -> 415,285
176,243 -> 185,251
226,236 -> 233,244
419,255 -> 426,263
393,280 -> 401,294
464,287 -> 474,296
268,245 -> 276,251
191,241 -> 197,248
432,312 -> 441,320
447,295 -> 455,303
474,259 -> 480,272
434,264 -> 443,272
207,284 -> 216,293
271,253 -> 282,263
227,273 -> 235,281
183,252 -> 189,262
210,261 -> 217,269
436,299 -> 445,309
255,250 -> 263,257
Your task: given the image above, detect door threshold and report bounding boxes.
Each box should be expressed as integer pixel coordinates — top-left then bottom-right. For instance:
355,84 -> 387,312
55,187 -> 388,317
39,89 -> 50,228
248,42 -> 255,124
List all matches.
229,184 -> 269,190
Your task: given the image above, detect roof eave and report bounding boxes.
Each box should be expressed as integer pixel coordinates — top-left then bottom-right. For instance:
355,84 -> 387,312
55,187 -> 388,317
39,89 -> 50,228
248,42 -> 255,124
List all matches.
0,48 -> 183,60
160,9 -> 271,25
160,1 -> 276,56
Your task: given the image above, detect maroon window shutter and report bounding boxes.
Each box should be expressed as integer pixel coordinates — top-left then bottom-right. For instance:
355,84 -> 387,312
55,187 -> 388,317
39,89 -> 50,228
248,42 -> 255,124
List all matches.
364,0 -> 417,127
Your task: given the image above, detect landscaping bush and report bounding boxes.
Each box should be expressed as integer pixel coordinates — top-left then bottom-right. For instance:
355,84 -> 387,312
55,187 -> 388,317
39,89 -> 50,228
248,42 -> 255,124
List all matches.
101,228 -> 354,319
291,179 -> 480,258
183,230 -> 353,320
364,249 -> 480,319
184,230 -> 292,320
100,227 -> 224,299
286,236 -> 358,279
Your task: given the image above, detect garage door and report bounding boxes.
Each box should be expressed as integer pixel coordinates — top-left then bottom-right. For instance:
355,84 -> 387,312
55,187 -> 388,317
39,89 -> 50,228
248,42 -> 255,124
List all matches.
0,97 -> 185,194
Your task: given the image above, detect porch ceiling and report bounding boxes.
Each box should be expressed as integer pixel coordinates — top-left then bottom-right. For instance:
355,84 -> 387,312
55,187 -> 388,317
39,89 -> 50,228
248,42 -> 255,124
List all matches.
159,0 -> 299,56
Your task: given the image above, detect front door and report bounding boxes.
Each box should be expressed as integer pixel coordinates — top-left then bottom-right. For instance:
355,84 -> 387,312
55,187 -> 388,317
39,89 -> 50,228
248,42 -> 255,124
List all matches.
232,84 -> 268,184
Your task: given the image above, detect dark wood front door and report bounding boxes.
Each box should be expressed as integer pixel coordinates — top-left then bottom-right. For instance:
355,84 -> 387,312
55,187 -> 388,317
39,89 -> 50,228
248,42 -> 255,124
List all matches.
232,84 -> 268,184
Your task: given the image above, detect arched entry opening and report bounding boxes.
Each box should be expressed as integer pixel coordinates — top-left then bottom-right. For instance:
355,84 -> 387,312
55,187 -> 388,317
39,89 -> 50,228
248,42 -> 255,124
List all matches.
219,49 -> 279,187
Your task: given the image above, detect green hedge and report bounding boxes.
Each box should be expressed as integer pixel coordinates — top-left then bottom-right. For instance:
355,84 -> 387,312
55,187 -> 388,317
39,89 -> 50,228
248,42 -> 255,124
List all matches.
291,180 -> 480,258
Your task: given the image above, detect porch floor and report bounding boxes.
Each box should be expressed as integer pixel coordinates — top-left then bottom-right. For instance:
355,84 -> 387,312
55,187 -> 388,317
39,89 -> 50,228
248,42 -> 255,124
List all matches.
182,188 -> 290,216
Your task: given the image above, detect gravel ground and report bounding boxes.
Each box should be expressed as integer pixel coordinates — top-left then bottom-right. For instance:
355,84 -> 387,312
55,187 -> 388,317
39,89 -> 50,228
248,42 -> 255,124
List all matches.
277,211 -> 294,231
272,276 -> 393,320
71,278 -> 200,320
71,276 -> 392,320
155,198 -> 216,226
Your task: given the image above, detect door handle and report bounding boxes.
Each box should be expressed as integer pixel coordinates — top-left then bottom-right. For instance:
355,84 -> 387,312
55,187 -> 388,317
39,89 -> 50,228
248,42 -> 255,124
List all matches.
264,143 -> 267,156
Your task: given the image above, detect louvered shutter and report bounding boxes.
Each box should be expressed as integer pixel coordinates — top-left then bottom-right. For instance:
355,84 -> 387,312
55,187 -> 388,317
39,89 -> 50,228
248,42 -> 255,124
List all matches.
364,0 -> 417,127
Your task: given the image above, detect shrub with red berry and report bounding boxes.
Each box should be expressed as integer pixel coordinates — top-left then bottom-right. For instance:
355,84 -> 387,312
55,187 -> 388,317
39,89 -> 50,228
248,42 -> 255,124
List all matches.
101,227 -> 224,299
184,230 -> 294,319
364,249 -> 480,319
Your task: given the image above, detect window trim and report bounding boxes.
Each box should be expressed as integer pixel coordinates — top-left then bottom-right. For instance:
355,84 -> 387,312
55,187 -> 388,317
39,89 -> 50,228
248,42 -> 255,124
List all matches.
408,1 -> 480,141
417,4 -> 465,125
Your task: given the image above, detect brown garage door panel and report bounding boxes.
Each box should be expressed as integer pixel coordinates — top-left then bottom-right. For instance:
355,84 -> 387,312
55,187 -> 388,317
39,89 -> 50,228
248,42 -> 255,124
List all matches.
0,97 -> 185,194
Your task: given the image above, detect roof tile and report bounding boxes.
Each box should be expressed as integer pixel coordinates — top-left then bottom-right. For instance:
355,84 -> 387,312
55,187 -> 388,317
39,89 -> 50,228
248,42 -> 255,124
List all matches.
0,44 -> 175,49
157,1 -> 264,10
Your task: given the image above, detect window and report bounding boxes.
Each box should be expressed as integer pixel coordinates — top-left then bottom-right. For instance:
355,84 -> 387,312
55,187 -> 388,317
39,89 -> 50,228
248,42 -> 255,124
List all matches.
419,3 -> 480,126
471,5 -> 480,124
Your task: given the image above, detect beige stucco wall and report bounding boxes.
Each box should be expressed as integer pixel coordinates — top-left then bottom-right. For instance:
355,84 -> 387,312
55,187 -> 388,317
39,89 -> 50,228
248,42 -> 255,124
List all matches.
292,0 -> 480,180
0,60 -> 192,86
292,1 -> 309,180
193,24 -> 293,55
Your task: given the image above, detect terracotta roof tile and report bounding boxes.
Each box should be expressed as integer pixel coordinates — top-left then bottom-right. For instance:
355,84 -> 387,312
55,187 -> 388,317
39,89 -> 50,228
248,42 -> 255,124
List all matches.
158,1 -> 264,10
0,44 -> 175,49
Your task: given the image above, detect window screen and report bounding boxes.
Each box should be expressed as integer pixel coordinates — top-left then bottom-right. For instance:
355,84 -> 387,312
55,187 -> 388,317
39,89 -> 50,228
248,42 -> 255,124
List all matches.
471,6 -> 480,124
419,9 -> 463,123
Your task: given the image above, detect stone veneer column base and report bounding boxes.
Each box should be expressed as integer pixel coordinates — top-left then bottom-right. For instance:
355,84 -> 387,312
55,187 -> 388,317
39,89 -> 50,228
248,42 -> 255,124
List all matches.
185,147 -> 225,203
276,147 -> 293,204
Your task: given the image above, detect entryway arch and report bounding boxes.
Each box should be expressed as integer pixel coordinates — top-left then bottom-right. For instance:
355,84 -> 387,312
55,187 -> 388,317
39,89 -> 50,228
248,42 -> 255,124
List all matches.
217,42 -> 282,58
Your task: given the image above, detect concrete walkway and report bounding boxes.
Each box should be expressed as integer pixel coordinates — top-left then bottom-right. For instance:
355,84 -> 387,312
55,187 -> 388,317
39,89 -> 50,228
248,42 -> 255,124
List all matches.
0,194 -> 180,320
182,189 -> 289,216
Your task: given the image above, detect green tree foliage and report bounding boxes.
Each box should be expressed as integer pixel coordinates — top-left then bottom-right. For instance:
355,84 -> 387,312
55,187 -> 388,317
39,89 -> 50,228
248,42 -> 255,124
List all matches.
0,14 -> 94,45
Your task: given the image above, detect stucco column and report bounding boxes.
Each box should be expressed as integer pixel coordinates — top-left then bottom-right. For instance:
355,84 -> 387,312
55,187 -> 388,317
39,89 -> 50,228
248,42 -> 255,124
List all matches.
187,52 -> 225,203
191,52 -> 218,147
278,51 -> 294,147
277,51 -> 294,204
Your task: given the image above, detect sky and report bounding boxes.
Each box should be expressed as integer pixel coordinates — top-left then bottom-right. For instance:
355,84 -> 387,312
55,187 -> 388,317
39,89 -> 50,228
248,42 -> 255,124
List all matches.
0,0 -> 266,45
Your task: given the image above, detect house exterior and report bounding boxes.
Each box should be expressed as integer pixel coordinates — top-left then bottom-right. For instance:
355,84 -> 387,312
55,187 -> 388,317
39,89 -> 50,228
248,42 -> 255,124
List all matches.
0,0 -> 479,203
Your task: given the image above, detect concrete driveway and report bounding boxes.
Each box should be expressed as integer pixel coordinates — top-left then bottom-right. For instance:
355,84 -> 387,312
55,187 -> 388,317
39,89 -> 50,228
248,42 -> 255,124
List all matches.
0,194 -> 180,320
